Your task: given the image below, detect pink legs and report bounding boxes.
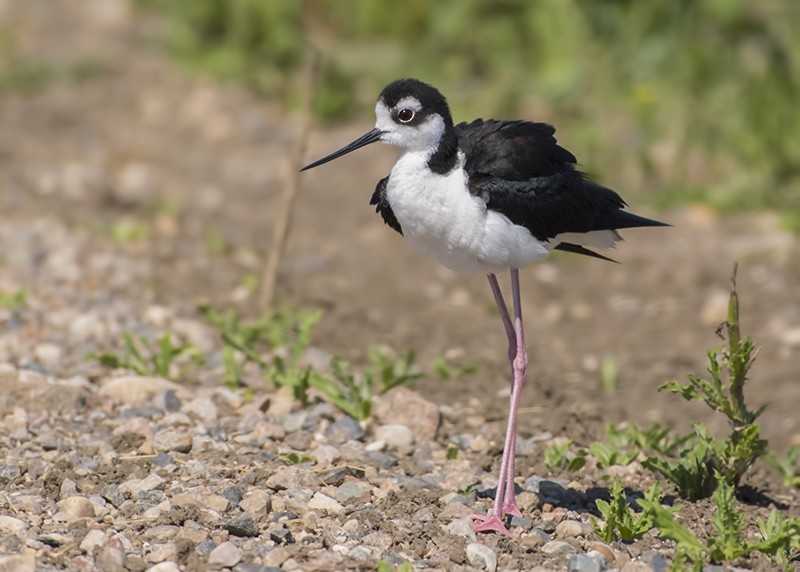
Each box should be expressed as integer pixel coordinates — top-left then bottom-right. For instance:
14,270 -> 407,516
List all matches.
471,269 -> 528,535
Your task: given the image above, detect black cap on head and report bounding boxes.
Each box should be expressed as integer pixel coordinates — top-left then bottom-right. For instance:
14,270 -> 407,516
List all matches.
379,79 -> 453,126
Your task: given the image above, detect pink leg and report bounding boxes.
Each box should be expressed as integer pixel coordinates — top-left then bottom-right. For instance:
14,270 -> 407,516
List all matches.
471,270 -> 528,535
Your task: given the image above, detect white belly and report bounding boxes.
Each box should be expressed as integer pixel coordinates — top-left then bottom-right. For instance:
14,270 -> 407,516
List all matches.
386,151 -> 551,274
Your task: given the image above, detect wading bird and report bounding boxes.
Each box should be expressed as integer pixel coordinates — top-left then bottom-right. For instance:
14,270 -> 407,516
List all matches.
302,78 -> 667,535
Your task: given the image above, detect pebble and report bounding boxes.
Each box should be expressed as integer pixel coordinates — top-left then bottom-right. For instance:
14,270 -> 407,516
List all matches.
447,517 -> 477,543
307,492 -> 344,514
641,550 -> 669,572
240,490 -> 272,515
0,514 -> 27,534
146,563 -> 181,572
372,388 -> 441,441
153,428 -> 193,453
556,519 -> 589,538
262,546 -> 290,567
224,514 -> 259,537
184,396 -> 219,422
326,416 -> 365,443
99,376 -> 188,404
0,554 -> 35,572
57,495 -> 96,519
589,542 -> 616,566
542,540 -> 578,556
208,541 -> 242,568
568,554 -> 605,572
80,529 -> 108,553
466,542 -> 497,572
374,423 -> 415,449
335,481 -> 370,504
122,473 -> 165,495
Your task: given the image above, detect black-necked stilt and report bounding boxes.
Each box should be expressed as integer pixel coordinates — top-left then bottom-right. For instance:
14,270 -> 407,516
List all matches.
302,78 -> 668,536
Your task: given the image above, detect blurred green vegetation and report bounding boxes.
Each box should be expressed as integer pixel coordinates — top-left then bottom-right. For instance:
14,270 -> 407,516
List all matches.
139,0 -> 799,217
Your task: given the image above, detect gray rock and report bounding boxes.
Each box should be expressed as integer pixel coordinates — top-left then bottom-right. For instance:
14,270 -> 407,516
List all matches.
153,389 -> 181,412
447,517 -> 477,543
509,515 -> 534,530
466,542 -> 497,572
542,540 -> 577,555
641,550 -> 669,572
269,527 -> 294,545
208,541 -> 242,568
100,484 -> 125,508
225,514 -> 259,537
153,428 -> 192,453
335,481 -> 370,504
326,416 -> 364,443
222,485 -> 245,506
183,396 -> 218,423
568,554 -> 605,572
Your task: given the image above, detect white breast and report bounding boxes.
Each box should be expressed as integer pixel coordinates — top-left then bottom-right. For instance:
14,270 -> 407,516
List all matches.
386,150 -> 551,274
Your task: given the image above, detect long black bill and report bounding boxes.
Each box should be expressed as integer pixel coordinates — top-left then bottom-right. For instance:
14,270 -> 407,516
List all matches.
301,128 -> 384,171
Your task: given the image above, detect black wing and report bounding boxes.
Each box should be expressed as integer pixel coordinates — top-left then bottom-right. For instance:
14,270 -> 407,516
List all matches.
369,177 -> 403,235
456,119 -> 666,243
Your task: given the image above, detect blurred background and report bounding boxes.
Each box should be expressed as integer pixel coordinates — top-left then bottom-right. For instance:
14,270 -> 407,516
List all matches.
141,0 -> 800,219
0,1 -> 798,446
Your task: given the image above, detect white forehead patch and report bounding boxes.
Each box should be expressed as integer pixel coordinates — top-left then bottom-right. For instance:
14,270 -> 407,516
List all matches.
394,96 -> 422,112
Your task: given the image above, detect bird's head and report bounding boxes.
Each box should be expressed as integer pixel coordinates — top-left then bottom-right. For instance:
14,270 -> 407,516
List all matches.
301,78 -> 453,171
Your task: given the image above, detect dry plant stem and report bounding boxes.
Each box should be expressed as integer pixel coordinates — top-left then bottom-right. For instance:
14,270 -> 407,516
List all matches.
259,52 -> 320,311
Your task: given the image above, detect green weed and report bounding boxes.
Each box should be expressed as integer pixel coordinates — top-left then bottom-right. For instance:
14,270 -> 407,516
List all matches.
592,480 -> 667,543
376,561 -> 412,572
88,332 -> 204,379
432,355 -> 478,380
764,446 -> 800,488
0,289 -> 27,311
639,476 -> 800,570
648,266 -> 767,498
544,439 -> 587,472
309,348 -> 421,421
278,451 -> 316,465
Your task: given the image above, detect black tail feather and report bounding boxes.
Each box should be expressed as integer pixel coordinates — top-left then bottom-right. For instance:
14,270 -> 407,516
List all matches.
593,209 -> 670,232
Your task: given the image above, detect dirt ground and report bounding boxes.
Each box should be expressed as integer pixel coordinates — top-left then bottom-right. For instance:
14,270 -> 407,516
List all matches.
1,2 -> 799,570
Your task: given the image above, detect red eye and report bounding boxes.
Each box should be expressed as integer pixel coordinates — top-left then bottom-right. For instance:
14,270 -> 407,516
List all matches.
397,108 -> 415,123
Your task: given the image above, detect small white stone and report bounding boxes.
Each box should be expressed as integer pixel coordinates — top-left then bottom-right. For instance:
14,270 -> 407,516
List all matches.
374,424 -> 414,449
80,529 -> 107,553
57,496 -> 96,519
0,515 -> 27,534
307,492 -> 344,514
446,517 -> 477,543
466,542 -> 497,572
145,562 -> 181,572
207,541 -> 242,568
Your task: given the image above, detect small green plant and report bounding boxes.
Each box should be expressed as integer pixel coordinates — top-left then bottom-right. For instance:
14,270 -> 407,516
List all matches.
0,289 -> 27,311
592,479 -> 667,542
432,355 -> 478,380
600,355 -> 619,393
649,266 -> 767,498
588,441 -> 639,469
376,561 -> 412,572
111,218 -> 150,244
309,348 -> 421,420
88,332 -> 204,379
639,475 -> 800,570
764,446 -> 800,488
446,445 -> 460,461
544,439 -> 587,471
199,302 -> 322,400
278,451 -> 316,465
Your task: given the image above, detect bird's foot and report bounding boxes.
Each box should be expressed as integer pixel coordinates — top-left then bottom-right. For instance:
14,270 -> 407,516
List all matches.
469,513 -> 513,537
501,499 -> 523,519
